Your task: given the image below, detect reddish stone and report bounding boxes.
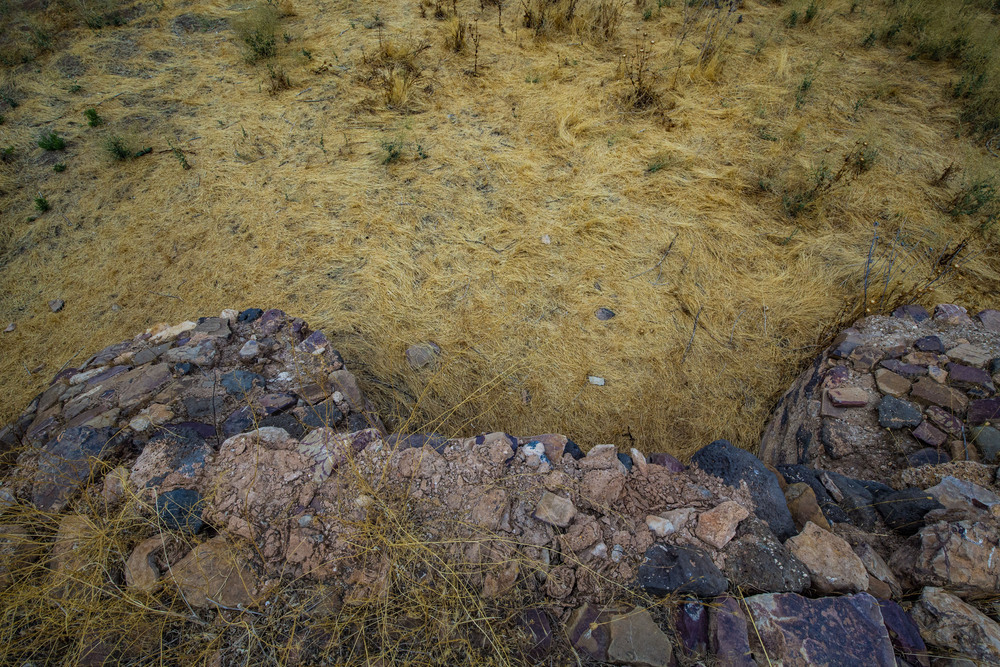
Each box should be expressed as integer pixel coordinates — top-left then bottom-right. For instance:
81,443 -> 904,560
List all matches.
926,406 -> 965,437
828,387 -> 869,408
821,391 -> 846,418
978,309 -> 1000,333
912,421 -> 947,448
968,398 -> 1000,426
909,378 -> 968,413
947,363 -> 995,392
934,303 -> 971,324
875,369 -> 911,398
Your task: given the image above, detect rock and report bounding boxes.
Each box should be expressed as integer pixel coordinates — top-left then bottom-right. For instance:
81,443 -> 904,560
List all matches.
566,603 -> 613,661
0,524 -> 41,589
828,386 -> 869,407
909,378 -> 969,413
48,299 -> 65,312
785,521 -> 869,594
521,608 -> 553,661
912,421 -> 947,448
48,515 -> 94,598
722,516 -> 810,594
647,452 -> 684,471
222,406 -> 255,437
125,536 -> 172,593
947,362 -> 995,392
295,398 -> 344,430
709,595 -> 755,666
877,395 -> 923,429
149,321 -> 196,344
117,363 -> 173,408
155,488 -> 204,533
102,465 -> 129,504
564,439 -> 585,460
914,336 -> 944,353
877,599 -> 929,667
875,488 -> 943,535
606,607 -> 673,666
979,309 -> 1000,332
967,397 -> 1000,425
784,482 -> 830,530
934,303 -> 970,324
854,542 -> 902,599
405,342 -> 441,369
163,339 -> 218,366
910,587 -> 1000,663
880,359 -> 928,379
616,452 -> 633,471
743,592 -> 895,667
220,369 -> 265,396
893,304 -> 930,322
675,600 -> 709,657
169,536 -> 257,609
906,448 -> 951,467
588,376 -> 605,386
533,492 -> 576,528
691,439 -> 795,541
3,322 -> 13,333
695,501 -> 749,549
238,340 -> 260,360
329,370 -> 363,410
829,332 -> 862,358
129,426 -> 213,491
947,343 -> 992,367
33,426 -> 121,512
820,419 -> 855,458
890,520 -> 1000,597
971,426 -> 1000,462
926,406 -> 965,437
927,365 -> 947,383
637,544 -> 728,597
875,368 -> 912,397
237,308 -> 263,322
926,475 -> 1000,513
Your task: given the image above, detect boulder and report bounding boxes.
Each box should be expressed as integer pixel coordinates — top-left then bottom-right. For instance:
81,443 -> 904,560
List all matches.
168,536 -> 257,609
785,521 -> 869,594
877,599 -> 928,667
889,520 -> 1000,598
743,592 -> 895,667
721,516 -> 810,594
33,426 -> 122,512
637,544 -> 728,598
910,587 -> 1000,663
874,488 -> 943,536
691,440 -> 795,540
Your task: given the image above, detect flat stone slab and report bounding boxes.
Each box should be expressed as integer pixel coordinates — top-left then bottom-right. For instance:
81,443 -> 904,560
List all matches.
947,343 -> 992,367
744,592 -> 895,667
33,426 -> 121,511
909,378 -> 968,413
968,398 -> 1000,425
877,395 -> 923,429
533,492 -> 575,527
638,544 -> 728,598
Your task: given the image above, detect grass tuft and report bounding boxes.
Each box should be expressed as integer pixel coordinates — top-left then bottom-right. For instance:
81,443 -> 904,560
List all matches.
37,130 -> 66,151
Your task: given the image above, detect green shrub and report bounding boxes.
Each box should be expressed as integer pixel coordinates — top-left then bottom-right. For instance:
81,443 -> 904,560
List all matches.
84,108 -> 102,127
53,163 -> 66,172
34,195 -> 49,212
103,135 -> 150,161
37,130 -> 65,150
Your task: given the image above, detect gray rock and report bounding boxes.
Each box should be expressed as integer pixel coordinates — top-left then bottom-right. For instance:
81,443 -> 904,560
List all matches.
33,426 -> 122,511
875,488 -> 943,536
155,488 -> 204,533
220,370 -> 265,396
48,299 -> 65,313
878,395 -> 923,429
405,342 -> 441,370
910,587 -> 1000,663
971,426 -> 1000,463
691,439 -> 795,540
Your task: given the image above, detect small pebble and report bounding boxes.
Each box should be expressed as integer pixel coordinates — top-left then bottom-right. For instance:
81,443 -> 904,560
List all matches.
588,376 -> 605,386
48,299 -> 65,313
3,322 -> 13,333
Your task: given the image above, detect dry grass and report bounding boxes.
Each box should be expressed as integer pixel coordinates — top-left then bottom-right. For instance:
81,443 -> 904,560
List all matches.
0,0 -> 998,464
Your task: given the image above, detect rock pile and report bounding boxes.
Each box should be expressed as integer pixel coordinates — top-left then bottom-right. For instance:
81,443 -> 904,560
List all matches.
0,304 -> 998,665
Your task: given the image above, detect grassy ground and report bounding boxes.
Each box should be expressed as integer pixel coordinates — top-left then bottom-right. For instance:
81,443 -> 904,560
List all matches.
1,0 -> 998,459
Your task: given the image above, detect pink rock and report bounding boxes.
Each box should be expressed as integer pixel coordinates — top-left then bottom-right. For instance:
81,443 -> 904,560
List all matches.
828,387 -> 869,408
912,421 -> 947,448
934,304 -> 971,324
695,501 -> 749,549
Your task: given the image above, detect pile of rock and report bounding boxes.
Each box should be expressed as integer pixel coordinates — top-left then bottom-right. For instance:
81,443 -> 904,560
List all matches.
0,304 -> 998,665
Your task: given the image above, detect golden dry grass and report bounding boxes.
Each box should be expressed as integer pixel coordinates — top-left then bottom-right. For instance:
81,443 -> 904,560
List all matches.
0,0 -> 998,460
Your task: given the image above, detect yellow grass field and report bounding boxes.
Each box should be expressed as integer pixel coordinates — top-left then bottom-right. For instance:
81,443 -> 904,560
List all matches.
1,0 -> 998,458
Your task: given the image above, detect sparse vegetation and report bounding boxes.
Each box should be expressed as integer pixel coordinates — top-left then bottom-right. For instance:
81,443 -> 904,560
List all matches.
266,64 -> 292,94
37,130 -> 66,151
84,107 -> 102,127
34,194 -> 49,212
103,135 -> 149,161
232,2 -> 280,62
53,163 -> 66,172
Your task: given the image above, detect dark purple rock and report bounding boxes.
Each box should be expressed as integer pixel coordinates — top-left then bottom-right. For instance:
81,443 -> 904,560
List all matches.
259,413 -> 304,439
925,406 -> 965,437
183,395 -> 226,419
709,595 -> 755,666
880,359 -> 928,379
51,367 -> 79,384
564,439 -> 585,460
912,421 -> 947,448
722,516 -> 810,593
877,395 -> 923,429
675,599 -> 709,657
906,447 -> 951,467
691,439 -> 795,540
296,330 -> 329,355
566,604 -> 612,661
83,340 -> 132,369
84,365 -> 130,386
616,452 -> 633,471
133,343 -> 172,365
166,421 -> 215,440
914,335 -> 944,353
258,393 -> 296,415
258,308 -> 288,335
947,363 -> 995,392
238,307 -> 264,323
990,358 -> 1000,375
222,406 -> 255,437
155,488 -> 205,533
296,399 -> 344,429
979,309 -> 1000,333
874,488 -> 943,536
648,452 -> 685,471
823,364 -> 850,388
638,544 -> 728,598
595,307 -> 616,320
892,304 -> 930,322
744,592 -> 894,667
967,398 -> 1000,425
387,433 -> 449,452
877,599 -> 929,667
521,608 -> 553,661
883,345 -> 908,359
33,426 -> 122,511
220,369 -> 265,395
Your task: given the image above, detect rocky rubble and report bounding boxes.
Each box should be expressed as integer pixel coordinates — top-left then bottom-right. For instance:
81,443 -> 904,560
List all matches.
0,304 -> 998,664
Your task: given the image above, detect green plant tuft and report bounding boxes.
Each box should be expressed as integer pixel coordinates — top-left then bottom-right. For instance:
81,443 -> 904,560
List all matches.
53,163 -> 66,172
37,130 -> 65,151
84,108 -> 102,127
34,195 -> 49,212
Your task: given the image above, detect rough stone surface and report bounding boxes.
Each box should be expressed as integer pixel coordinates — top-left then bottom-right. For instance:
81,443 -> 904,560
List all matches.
155,488 -> 205,533
878,395 -> 924,429
721,516 -> 810,594
606,607 -> 674,667
637,544 -> 728,598
744,592 -> 895,667
709,595 -> 755,667
694,500 -> 748,549
533,492 -> 576,528
890,520 -> 1000,597
875,488 -> 944,536
169,536 -> 257,609
691,439 -> 795,541
785,521 -> 869,594
910,587 -> 1000,663
33,426 -> 121,511
971,425 -> 1000,462
877,599 -> 928,667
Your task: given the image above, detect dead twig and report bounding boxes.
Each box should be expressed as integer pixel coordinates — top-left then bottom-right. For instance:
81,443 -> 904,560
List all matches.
629,233 -> 678,281
463,237 -> 516,254
150,292 -> 184,301
681,305 -> 703,365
